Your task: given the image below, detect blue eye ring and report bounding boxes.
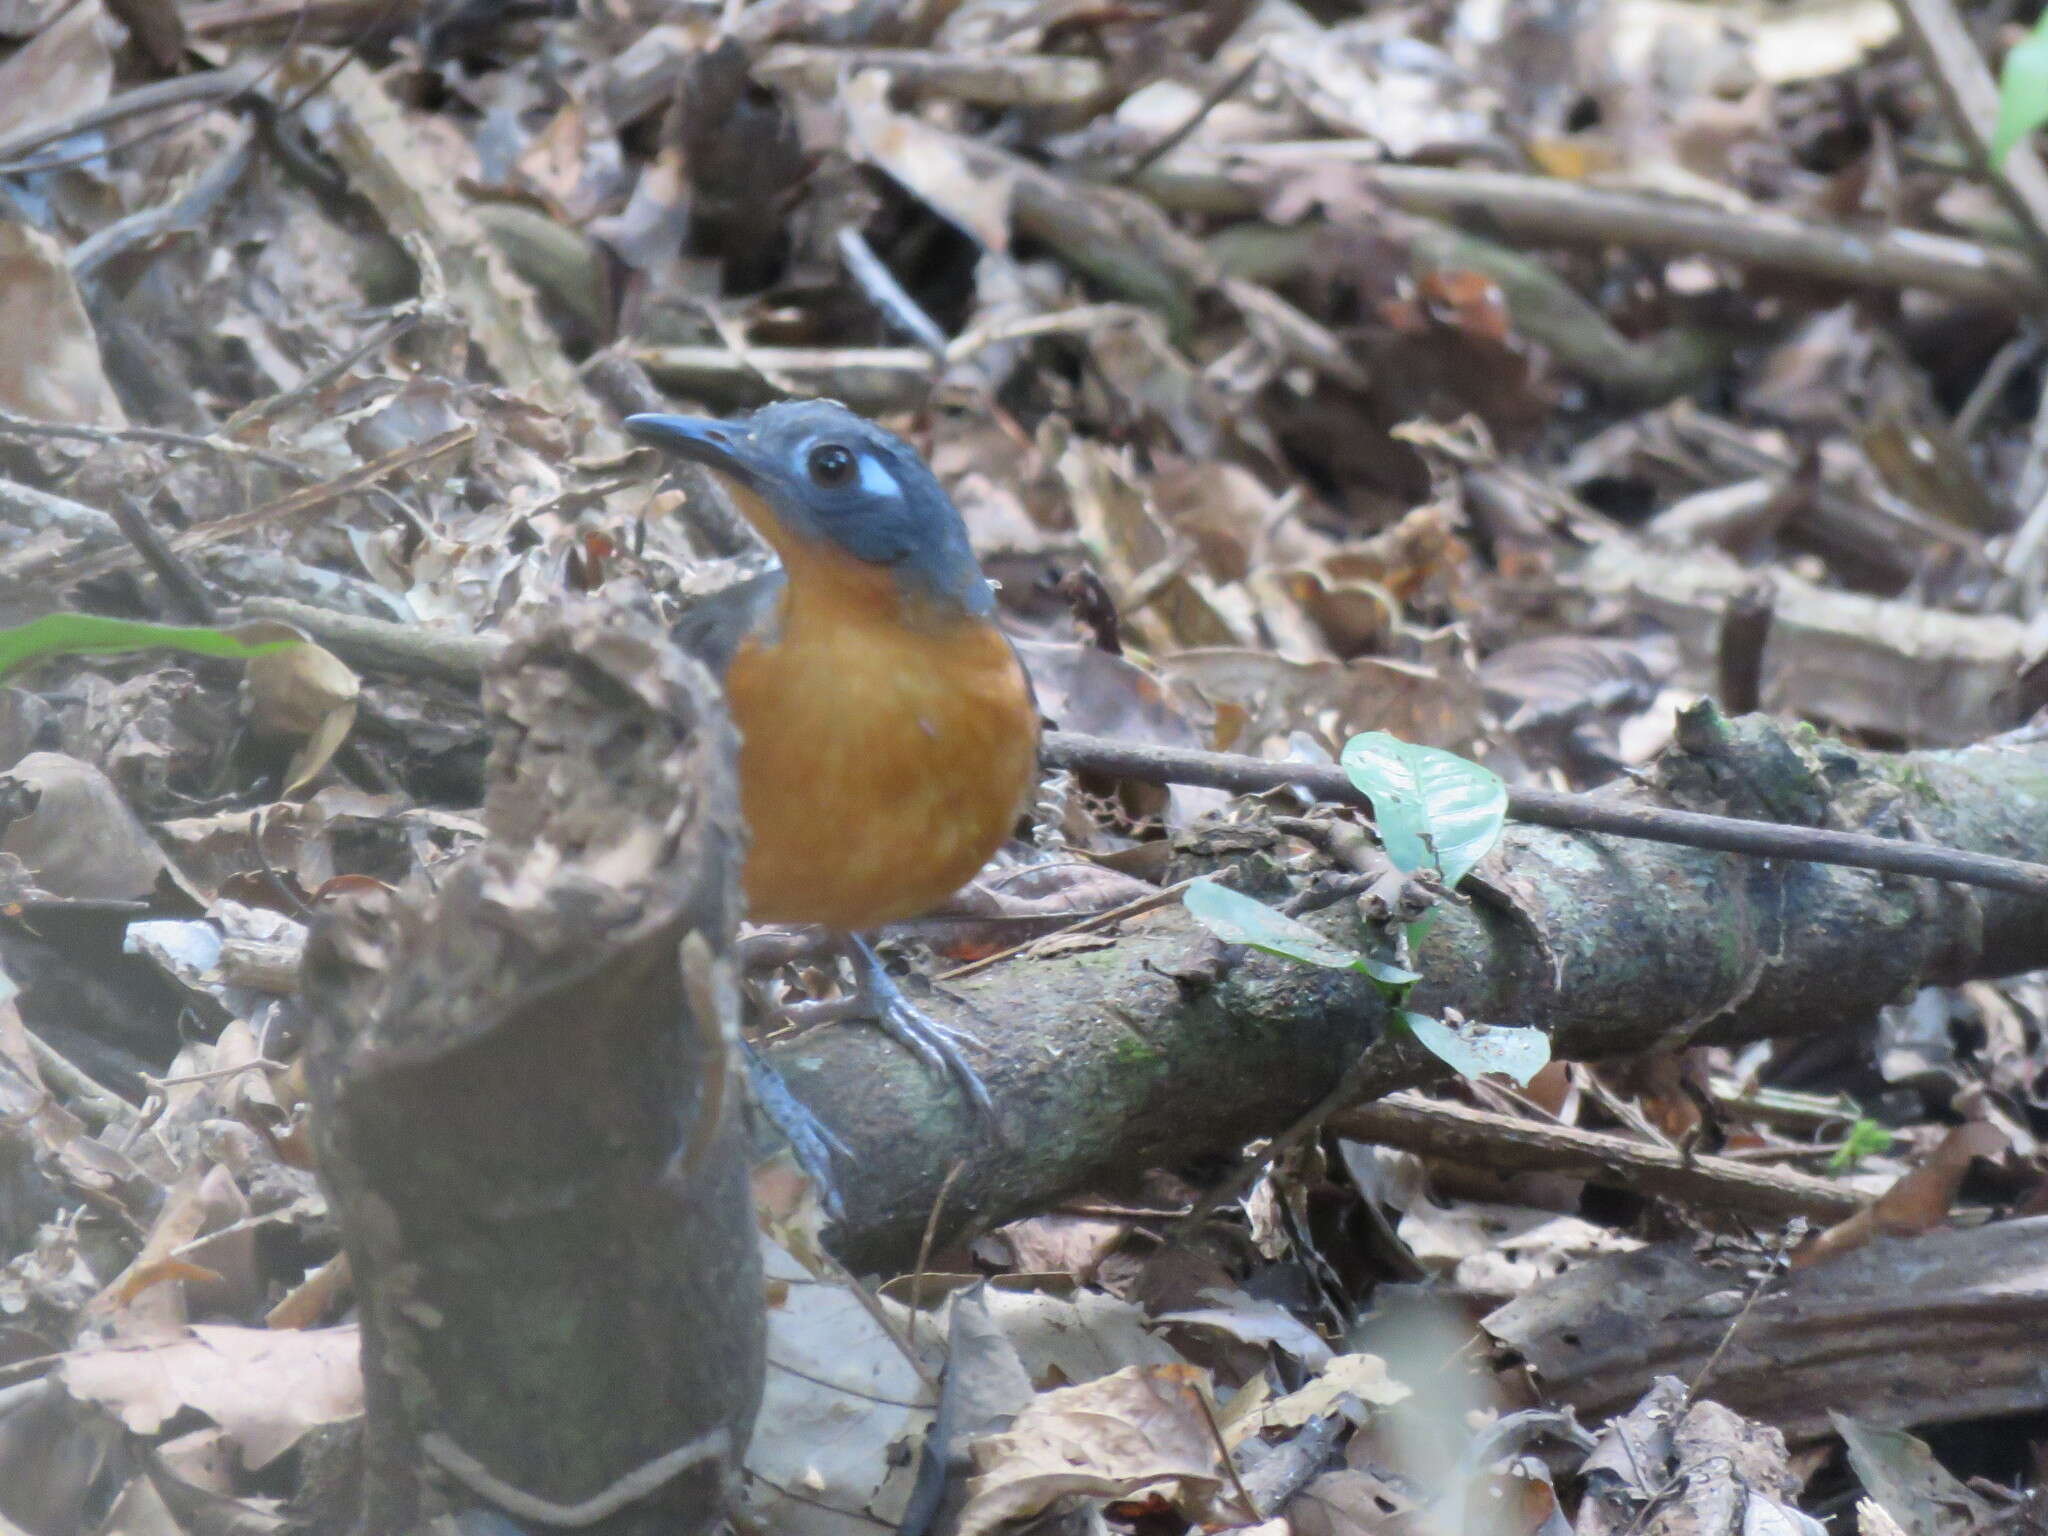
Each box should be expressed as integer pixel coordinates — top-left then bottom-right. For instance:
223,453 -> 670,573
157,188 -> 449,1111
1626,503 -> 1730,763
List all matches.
807,442 -> 857,489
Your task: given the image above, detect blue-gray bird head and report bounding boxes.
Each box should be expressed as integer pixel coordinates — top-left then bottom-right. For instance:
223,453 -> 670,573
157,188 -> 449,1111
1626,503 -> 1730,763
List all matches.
626,400 -> 995,619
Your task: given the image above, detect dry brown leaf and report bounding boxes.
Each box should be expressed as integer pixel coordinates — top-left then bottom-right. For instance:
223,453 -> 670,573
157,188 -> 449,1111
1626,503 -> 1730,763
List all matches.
1223,1353 -> 1410,1443
0,0 -> 111,147
265,1253 -> 351,1332
1794,1122 -> 2008,1269
0,752 -> 165,901
1057,437 -> 1249,653
0,221 -> 124,427
1160,638 -> 1485,755
1150,459 -> 1324,584
237,626 -> 361,796
957,1362 -> 1238,1536
60,1325 -> 363,1470
980,1215 -> 1130,1280
1291,1468 -> 1424,1536
845,69 -> 1016,250
89,1170 -> 215,1319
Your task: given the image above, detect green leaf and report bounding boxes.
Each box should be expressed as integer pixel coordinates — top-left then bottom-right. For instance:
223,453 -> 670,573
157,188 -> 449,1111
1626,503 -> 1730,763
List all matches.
1184,878 -> 1364,968
1183,878 -> 1420,984
1339,732 -> 1507,886
1994,11 -> 2048,168
1400,1011 -> 1550,1085
1828,1117 -> 1893,1172
0,614 -> 292,679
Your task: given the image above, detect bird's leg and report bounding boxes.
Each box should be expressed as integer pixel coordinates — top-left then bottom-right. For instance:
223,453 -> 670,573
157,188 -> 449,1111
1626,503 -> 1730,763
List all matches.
841,935 -> 998,1124
737,1037 -> 849,1220
730,929 -> 861,1214
738,927 -> 1000,1133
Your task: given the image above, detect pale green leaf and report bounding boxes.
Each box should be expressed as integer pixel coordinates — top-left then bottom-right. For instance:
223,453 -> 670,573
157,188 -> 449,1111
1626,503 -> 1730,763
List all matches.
1339,732 -> 1507,887
1401,1011 -> 1550,1085
1994,12 -> 2048,168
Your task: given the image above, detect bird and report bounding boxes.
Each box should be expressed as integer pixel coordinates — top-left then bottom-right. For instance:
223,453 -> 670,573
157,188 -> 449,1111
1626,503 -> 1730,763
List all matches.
624,400 -> 1040,1134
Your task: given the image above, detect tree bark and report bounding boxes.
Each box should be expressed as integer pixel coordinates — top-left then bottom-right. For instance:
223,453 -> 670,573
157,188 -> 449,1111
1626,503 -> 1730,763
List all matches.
302,600 -> 760,1535
784,712 -> 2048,1273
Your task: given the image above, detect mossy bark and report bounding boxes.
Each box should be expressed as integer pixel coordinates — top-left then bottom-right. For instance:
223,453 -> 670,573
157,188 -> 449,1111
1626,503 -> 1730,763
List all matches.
783,713 -> 2048,1272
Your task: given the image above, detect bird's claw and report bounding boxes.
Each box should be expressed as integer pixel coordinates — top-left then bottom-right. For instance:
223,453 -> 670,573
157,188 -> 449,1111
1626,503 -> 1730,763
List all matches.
849,938 -> 999,1126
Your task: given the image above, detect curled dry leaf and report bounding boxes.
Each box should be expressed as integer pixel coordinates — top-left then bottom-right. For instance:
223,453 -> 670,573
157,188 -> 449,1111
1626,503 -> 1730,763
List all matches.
236,623 -> 361,797
957,1362 -> 1242,1536
1793,1122 -> 2010,1270
1225,1353 -> 1410,1444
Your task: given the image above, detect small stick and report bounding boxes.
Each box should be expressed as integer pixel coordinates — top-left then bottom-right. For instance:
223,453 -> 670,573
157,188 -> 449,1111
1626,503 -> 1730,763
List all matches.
109,498 -> 218,624
1040,731 -> 2048,900
1331,1092 -> 1864,1222
1118,51 -> 1264,183
836,226 -> 949,355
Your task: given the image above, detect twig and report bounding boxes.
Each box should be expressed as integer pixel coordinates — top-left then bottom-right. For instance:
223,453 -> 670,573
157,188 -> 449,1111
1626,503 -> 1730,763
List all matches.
184,0 -> 399,36
908,1158 -> 968,1354
22,1030 -> 136,1131
1887,0 -> 2048,286
756,46 -> 1108,109
222,310 -> 422,436
0,408 -> 314,480
1329,1093 -> 1865,1221
1138,152 -> 2047,309
1685,1228 -> 1799,1404
144,1058 -> 292,1090
174,585 -> 2048,900
53,426 -> 476,587
0,64 -> 262,170
944,302 -> 1145,363
630,343 -> 937,410
1955,327 -> 2039,441
836,226 -> 949,355
933,878 -> 1203,983
1040,731 -> 2048,899
70,129 -> 257,281
234,596 -> 500,685
108,497 -> 218,623
1191,1377 -> 1261,1523
1118,50 -> 1264,183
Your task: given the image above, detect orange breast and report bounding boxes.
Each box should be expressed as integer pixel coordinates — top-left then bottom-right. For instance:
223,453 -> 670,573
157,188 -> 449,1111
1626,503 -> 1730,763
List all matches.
724,537 -> 1039,931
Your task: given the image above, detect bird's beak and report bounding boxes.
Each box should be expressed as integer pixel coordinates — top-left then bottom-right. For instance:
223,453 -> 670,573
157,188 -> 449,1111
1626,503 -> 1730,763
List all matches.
624,413 -> 768,491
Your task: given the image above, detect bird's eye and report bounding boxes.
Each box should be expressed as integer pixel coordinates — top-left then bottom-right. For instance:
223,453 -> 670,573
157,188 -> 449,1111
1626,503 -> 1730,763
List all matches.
807,443 -> 857,488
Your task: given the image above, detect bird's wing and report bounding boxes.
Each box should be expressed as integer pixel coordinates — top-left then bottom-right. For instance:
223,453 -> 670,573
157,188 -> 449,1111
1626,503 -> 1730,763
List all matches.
671,567 -> 787,678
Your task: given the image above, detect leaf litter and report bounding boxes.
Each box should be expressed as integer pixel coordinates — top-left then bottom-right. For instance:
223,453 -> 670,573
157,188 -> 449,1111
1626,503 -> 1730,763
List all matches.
0,0 -> 2043,1529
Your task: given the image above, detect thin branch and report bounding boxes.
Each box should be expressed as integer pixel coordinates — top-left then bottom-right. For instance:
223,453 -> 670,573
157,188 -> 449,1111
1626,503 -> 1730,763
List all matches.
1138,153 -> 2046,309
1887,0 -> 2048,287
0,64 -> 262,170
836,226 -> 949,355
1040,730 -> 2048,899
1117,50 -> 1264,183
1331,1092 -> 1866,1222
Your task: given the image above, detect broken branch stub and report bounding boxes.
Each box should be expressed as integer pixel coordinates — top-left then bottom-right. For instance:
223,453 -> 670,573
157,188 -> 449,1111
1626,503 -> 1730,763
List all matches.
301,597 -> 759,1536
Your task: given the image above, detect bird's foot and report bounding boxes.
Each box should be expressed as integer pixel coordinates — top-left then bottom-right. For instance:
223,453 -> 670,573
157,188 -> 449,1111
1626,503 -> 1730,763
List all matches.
744,929 -> 1001,1132
846,936 -> 999,1125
